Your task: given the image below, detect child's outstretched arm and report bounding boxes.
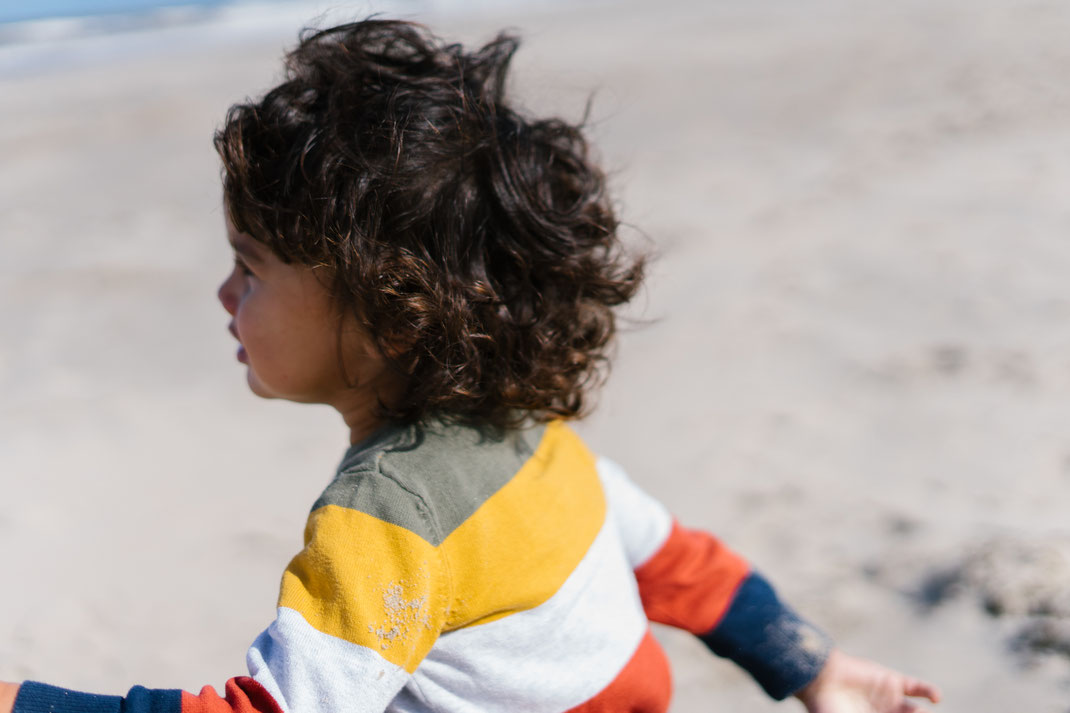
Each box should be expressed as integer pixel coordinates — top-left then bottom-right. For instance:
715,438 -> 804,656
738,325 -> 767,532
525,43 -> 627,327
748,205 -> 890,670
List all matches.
597,457 -> 941,708
0,678 -> 282,713
794,649 -> 940,713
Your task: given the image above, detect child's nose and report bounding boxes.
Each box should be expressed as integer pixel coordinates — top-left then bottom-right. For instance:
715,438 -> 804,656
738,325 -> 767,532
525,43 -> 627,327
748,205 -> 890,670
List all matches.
218,272 -> 239,315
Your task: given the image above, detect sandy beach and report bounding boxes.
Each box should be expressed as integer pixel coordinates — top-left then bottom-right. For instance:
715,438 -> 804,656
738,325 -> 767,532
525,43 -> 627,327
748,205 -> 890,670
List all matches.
2,0 -> 1070,710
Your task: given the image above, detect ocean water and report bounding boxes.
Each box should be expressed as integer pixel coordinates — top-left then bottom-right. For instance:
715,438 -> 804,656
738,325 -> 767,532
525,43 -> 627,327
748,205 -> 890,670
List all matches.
0,0 -> 564,53
0,0 -> 232,24
0,0 -> 477,76
0,0 -> 557,28
0,0 -> 293,54
0,0 -> 584,77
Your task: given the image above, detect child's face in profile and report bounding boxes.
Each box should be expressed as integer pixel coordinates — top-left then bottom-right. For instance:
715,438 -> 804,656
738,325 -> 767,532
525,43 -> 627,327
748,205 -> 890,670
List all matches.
217,218 -> 392,422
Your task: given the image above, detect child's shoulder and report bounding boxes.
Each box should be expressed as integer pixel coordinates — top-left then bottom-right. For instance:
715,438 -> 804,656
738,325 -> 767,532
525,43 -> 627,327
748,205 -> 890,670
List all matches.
313,419 -> 550,544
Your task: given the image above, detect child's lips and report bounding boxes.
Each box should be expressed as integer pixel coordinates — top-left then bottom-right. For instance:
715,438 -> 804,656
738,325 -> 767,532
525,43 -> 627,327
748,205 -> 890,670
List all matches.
228,323 -> 247,363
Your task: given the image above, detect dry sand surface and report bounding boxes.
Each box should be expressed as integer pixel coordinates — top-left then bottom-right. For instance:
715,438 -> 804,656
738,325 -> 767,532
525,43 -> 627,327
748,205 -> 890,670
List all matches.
2,0 -> 1070,710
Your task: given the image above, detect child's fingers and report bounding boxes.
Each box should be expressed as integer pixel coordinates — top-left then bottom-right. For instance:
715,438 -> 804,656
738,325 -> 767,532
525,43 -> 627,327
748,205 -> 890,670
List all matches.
902,677 -> 941,703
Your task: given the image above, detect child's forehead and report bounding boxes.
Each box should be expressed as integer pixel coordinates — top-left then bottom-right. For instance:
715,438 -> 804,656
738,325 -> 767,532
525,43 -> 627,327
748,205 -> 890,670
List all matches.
226,219 -> 268,259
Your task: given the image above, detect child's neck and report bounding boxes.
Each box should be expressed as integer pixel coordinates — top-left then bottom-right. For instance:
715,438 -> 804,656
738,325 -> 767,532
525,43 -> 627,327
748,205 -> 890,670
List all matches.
340,406 -> 387,446
335,379 -> 404,446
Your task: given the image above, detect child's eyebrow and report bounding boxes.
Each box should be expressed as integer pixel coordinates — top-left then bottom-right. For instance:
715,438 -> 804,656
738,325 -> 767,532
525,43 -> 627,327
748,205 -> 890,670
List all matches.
229,232 -> 267,264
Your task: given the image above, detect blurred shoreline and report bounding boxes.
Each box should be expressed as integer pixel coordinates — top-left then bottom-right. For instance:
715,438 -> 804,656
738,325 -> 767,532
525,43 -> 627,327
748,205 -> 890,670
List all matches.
0,1 -> 405,77
0,0 -> 588,77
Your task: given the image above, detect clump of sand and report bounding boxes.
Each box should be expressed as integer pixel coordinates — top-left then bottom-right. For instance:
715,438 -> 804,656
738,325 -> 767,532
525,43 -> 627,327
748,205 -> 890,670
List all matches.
919,535 -> 1070,663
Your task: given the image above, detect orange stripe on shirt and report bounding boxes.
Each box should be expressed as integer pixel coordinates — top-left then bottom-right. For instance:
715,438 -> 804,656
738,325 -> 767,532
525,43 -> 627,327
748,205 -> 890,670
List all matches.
180,677 -> 283,713
633,519 -> 750,634
565,628 -> 672,713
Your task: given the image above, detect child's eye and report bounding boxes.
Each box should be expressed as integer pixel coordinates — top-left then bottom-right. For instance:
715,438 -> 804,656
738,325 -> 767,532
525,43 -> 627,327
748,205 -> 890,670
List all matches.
234,255 -> 255,278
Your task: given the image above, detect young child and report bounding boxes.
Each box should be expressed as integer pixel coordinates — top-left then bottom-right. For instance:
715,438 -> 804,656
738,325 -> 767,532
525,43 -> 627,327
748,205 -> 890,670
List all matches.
0,19 -> 941,713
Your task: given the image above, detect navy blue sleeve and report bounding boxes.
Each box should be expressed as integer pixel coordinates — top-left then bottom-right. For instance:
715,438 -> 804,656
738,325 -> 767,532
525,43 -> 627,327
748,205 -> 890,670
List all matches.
13,682 -> 180,713
698,572 -> 832,700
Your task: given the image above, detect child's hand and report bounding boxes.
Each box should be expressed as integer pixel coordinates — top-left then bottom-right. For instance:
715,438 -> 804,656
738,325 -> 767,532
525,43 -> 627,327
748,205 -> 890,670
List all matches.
0,682 -> 19,713
795,649 -> 940,713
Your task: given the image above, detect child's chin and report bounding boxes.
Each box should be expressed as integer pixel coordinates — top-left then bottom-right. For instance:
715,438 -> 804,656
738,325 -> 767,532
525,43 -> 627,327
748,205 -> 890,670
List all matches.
246,372 -> 280,400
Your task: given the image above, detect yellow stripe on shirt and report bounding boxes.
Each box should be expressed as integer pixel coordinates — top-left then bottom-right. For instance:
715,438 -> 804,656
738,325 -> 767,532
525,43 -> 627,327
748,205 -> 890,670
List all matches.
441,421 -> 607,629
278,504 -> 450,673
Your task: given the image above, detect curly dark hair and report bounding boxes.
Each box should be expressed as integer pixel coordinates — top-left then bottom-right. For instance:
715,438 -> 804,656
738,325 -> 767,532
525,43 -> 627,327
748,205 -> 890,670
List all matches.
214,19 -> 644,428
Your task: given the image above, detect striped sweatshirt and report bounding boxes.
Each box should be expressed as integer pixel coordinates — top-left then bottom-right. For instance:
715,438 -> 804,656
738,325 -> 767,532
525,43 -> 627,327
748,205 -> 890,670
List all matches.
14,420 -> 830,713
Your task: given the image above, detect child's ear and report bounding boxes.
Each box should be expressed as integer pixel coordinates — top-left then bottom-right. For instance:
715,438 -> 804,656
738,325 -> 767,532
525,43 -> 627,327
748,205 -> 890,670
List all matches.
380,332 -> 416,362
380,340 -> 404,360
